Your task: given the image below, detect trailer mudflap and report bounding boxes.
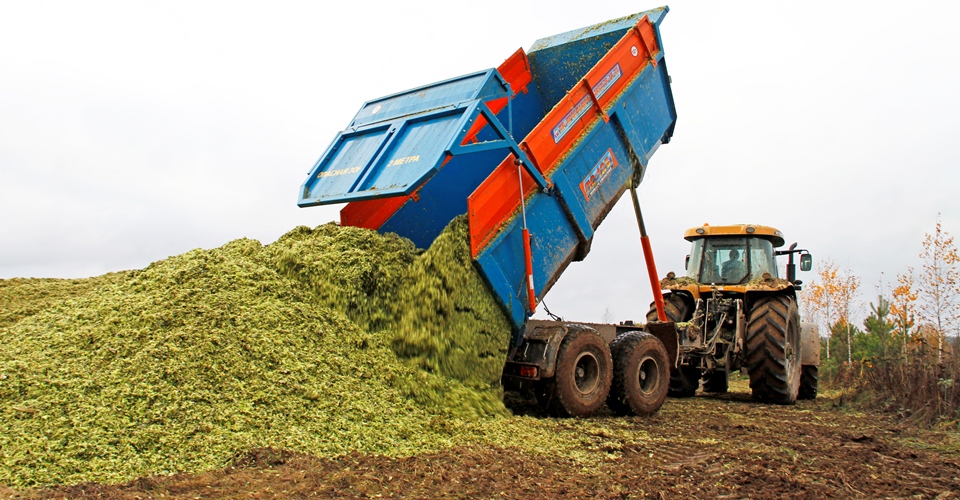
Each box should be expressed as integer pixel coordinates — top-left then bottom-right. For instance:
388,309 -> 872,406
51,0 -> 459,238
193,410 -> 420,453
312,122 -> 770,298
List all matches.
644,320 -> 679,369
502,322 -> 568,384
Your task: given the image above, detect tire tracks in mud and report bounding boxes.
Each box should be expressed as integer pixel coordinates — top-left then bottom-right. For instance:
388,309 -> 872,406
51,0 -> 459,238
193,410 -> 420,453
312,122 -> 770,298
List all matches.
11,380 -> 960,499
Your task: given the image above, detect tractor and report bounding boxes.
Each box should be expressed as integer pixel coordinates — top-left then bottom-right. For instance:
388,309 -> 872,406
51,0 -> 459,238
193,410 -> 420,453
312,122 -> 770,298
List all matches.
647,224 -> 819,404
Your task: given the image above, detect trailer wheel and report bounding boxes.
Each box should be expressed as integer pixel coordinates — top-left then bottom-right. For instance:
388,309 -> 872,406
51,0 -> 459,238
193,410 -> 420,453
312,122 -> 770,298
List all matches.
701,369 -> 728,393
669,365 -> 700,397
607,332 -> 670,416
538,327 -> 612,417
798,365 -> 818,400
746,295 -> 802,404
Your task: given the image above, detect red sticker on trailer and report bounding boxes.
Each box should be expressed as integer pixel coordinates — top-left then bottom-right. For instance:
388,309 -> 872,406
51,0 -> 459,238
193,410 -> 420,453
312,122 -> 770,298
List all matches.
579,149 -> 618,201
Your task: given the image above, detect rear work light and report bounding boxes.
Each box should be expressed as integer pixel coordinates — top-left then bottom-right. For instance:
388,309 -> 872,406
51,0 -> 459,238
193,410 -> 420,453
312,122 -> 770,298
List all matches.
519,366 -> 539,378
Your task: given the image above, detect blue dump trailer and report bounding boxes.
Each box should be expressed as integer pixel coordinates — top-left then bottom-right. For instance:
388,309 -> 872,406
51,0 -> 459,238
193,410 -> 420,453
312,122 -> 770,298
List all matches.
299,7 -> 679,417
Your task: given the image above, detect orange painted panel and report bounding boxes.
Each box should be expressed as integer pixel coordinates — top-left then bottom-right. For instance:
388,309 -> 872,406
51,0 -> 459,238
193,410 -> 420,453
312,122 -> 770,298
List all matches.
468,16 -> 661,257
340,195 -> 409,230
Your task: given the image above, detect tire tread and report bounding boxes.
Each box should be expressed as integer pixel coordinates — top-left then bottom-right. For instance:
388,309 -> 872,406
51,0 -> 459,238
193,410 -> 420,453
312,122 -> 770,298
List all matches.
745,295 -> 801,404
608,332 -> 670,416
538,327 -> 612,417
798,365 -> 818,400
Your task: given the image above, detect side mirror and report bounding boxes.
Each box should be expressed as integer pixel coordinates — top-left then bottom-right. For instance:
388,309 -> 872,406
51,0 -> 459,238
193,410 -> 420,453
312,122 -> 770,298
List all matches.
800,253 -> 812,272
685,255 -> 690,269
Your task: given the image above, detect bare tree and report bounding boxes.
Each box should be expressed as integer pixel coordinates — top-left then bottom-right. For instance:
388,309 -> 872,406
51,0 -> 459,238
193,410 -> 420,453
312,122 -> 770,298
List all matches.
890,269 -> 918,357
837,274 -> 862,363
918,216 -> 960,364
804,261 -> 835,359
600,306 -> 615,324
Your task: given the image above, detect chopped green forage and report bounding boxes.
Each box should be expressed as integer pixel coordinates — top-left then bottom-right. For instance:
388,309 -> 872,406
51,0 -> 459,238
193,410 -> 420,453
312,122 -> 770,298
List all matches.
391,216 -> 513,419
0,217 -> 520,487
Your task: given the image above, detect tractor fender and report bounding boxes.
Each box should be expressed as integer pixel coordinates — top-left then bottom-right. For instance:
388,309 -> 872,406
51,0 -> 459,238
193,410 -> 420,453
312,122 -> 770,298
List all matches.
800,322 -> 821,366
503,322 -> 595,380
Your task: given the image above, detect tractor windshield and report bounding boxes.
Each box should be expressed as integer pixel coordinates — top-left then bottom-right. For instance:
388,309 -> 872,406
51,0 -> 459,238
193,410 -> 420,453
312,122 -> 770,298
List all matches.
687,237 -> 779,284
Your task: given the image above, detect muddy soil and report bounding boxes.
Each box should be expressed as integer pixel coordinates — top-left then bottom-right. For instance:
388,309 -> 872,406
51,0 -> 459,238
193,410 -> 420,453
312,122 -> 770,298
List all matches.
6,380 -> 960,499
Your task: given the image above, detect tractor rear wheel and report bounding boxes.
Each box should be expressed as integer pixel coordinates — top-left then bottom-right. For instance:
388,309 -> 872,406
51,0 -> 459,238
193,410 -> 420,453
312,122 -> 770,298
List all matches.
798,365 -> 819,400
537,327 -> 612,417
701,369 -> 728,393
607,332 -> 670,416
745,295 -> 802,404
645,292 -> 690,323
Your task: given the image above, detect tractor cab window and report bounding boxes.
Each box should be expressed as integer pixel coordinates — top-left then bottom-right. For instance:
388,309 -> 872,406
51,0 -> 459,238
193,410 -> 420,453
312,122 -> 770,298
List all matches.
749,238 -> 778,279
687,237 -> 780,284
686,240 -> 704,280
704,238 -> 748,284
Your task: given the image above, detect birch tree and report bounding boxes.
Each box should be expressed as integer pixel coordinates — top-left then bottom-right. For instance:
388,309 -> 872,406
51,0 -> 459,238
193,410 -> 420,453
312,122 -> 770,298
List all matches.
890,269 -> 918,356
918,217 -> 960,363
805,260 -> 860,361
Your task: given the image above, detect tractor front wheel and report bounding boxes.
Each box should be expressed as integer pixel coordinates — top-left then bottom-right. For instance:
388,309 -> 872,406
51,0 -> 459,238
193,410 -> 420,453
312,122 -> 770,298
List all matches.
701,369 -> 728,393
646,293 -> 697,398
669,365 -> 701,397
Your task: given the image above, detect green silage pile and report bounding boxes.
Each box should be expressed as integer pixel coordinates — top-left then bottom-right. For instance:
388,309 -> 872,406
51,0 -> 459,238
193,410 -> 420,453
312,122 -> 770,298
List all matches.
264,223 -> 417,332
0,218 -> 513,487
0,274 -> 122,329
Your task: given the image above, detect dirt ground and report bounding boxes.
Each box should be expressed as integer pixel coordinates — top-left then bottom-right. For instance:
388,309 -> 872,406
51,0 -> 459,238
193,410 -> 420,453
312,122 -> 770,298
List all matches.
5,379 -> 960,499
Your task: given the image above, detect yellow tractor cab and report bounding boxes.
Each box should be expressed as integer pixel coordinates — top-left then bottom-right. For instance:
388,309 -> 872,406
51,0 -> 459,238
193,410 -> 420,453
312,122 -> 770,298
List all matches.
682,224 -> 811,289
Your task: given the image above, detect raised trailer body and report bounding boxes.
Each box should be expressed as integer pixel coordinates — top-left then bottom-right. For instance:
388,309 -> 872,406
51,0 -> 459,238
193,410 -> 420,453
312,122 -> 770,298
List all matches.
300,8 -> 676,336
467,12 -> 676,340
299,7 -> 679,417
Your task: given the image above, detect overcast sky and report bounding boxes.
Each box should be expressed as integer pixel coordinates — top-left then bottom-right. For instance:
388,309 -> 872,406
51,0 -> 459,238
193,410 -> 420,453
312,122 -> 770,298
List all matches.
2,1 -> 958,325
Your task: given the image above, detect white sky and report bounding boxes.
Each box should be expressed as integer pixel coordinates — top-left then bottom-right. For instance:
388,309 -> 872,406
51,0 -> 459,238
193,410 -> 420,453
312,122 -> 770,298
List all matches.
2,1 -> 958,325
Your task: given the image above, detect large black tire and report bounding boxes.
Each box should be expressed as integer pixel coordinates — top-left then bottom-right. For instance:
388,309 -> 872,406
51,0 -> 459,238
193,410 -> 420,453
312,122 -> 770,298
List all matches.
537,327 -> 612,417
646,293 -> 690,323
798,365 -> 819,400
669,365 -> 700,397
746,295 -> 802,404
701,369 -> 728,393
607,332 -> 670,416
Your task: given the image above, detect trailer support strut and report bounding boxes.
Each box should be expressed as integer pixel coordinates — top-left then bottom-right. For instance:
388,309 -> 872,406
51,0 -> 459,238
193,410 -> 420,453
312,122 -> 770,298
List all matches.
630,184 -> 667,322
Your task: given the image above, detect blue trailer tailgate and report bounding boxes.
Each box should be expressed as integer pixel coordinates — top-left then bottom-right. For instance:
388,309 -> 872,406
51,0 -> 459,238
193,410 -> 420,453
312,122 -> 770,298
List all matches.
298,70 -> 511,206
